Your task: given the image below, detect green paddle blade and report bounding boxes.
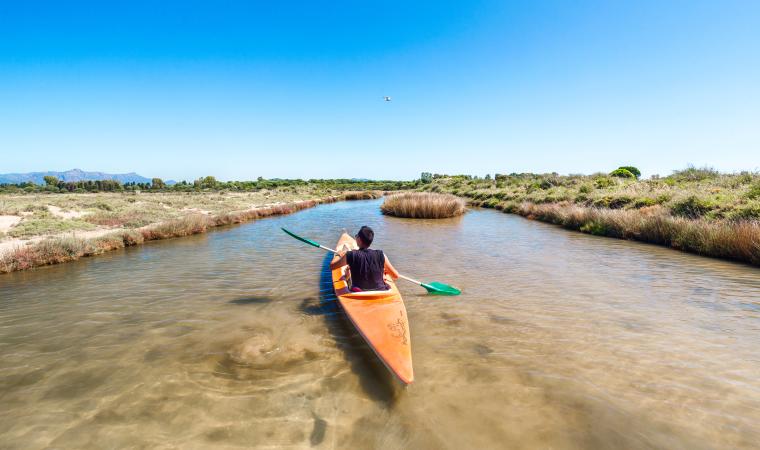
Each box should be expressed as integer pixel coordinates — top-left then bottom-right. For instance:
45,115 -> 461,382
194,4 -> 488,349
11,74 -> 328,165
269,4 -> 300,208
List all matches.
421,281 -> 461,296
281,228 -> 321,248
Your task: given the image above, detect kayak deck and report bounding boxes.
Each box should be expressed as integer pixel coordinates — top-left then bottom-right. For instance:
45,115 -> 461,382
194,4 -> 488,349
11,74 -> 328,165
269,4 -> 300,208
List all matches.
331,233 -> 414,384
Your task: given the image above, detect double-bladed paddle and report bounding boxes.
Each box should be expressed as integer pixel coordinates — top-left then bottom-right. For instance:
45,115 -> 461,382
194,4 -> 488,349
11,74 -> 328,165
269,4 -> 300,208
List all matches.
281,227 -> 461,296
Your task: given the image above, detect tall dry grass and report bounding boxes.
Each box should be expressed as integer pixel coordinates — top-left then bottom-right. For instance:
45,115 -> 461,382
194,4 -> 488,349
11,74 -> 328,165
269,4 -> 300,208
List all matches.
381,192 -> 466,219
342,191 -> 382,200
515,202 -> 760,266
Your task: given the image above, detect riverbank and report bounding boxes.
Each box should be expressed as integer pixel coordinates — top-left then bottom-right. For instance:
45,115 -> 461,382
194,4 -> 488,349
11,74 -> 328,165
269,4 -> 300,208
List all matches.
423,169 -> 760,266
0,190 -> 381,273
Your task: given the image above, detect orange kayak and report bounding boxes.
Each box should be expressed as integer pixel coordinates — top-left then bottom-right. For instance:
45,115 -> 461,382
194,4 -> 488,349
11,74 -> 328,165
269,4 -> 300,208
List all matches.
331,233 -> 414,384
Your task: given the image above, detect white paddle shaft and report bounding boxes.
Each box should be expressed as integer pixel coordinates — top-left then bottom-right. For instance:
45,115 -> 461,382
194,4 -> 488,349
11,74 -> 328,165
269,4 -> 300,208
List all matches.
397,274 -> 422,286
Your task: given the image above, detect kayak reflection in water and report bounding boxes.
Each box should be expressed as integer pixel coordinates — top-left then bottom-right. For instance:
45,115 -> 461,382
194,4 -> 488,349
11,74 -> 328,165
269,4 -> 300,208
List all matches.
329,226 -> 400,292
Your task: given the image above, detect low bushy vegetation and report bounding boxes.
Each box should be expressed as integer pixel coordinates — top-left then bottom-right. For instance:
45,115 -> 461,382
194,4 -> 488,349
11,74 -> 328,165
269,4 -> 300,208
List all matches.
381,192 -> 466,219
0,185 -> 396,273
421,168 -> 760,266
0,177 -> 418,194
6,218 -> 96,238
0,199 -> 339,273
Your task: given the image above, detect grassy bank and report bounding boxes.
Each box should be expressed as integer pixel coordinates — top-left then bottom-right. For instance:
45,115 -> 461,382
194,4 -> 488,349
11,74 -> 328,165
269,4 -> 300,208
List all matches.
0,187 -> 385,274
421,168 -> 760,266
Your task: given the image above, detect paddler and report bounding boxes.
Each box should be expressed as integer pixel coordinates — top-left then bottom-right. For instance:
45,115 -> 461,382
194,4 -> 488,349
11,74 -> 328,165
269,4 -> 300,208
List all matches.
330,226 -> 399,292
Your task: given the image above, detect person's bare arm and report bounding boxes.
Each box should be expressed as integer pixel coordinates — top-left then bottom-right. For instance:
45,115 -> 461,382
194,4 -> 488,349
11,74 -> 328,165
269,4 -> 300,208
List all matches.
384,255 -> 400,280
330,251 -> 348,270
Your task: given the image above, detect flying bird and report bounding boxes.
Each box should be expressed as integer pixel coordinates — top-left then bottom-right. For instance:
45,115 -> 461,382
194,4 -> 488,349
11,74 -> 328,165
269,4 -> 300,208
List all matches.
383,96 -> 392,102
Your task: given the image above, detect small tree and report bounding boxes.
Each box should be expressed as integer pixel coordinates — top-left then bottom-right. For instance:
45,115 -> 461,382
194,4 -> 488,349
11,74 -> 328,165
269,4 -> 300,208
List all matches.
617,166 -> 641,178
43,175 -> 59,186
201,176 -> 217,189
420,172 -> 433,183
610,168 -> 636,179
151,178 -> 166,189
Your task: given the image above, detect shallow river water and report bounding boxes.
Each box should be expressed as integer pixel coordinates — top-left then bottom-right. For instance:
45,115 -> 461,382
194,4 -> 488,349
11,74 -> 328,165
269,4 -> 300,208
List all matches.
1,199 -> 759,449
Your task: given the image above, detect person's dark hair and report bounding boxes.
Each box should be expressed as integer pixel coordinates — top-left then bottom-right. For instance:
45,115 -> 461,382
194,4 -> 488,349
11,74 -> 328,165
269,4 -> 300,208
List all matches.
356,226 -> 374,247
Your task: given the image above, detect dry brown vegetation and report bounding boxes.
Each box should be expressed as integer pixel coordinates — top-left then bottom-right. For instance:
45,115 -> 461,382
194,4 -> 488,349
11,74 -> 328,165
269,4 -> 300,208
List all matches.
381,192 -> 466,219
342,191 -> 383,200
508,203 -> 760,265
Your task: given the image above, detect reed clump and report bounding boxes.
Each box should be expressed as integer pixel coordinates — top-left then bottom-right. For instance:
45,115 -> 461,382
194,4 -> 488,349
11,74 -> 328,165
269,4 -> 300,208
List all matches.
342,191 -> 382,200
381,192 -> 466,219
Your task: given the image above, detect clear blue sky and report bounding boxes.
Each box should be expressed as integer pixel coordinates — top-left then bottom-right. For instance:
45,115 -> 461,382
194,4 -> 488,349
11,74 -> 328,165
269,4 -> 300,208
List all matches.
1,0 -> 758,181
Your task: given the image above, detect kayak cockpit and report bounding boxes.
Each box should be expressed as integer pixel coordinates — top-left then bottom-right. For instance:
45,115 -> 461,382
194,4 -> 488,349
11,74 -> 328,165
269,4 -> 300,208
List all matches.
335,265 -> 395,299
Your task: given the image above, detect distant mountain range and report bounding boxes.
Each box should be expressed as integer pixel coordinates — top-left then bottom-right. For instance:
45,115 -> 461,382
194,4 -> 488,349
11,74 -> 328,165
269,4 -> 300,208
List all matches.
0,169 -> 168,185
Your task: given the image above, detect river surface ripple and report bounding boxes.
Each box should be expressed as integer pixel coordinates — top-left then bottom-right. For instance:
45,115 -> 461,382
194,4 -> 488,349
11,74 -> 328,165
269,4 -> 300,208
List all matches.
1,199 -> 759,449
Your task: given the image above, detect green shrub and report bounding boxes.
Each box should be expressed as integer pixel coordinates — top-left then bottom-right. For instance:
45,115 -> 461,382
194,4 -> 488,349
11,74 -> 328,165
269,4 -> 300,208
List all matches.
578,184 -> 593,194
746,181 -> 760,200
481,198 -> 500,208
595,177 -> 616,189
580,220 -> 608,236
608,196 -> 633,209
610,168 -> 636,178
590,195 -> 632,209
656,194 -> 672,204
499,202 -> 517,213
729,203 -> 760,221
671,196 -> 715,219
633,197 -> 657,208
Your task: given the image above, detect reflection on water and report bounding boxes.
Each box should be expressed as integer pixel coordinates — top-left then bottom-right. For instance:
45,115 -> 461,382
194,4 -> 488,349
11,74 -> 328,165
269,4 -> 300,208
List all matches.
1,199 -> 759,449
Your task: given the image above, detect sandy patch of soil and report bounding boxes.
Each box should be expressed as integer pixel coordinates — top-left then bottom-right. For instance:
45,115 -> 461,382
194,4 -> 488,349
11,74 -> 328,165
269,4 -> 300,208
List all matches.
0,215 -> 22,233
181,208 -> 211,215
47,205 -> 90,219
